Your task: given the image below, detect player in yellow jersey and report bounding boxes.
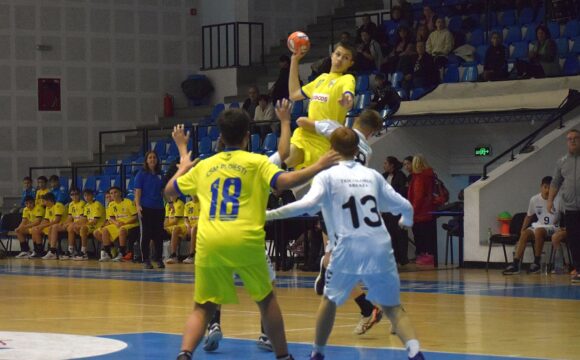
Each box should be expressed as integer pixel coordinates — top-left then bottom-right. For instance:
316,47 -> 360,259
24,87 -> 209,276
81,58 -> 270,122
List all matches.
29,193 -> 67,258
285,41 -> 356,170
14,196 -> 45,258
164,108 -> 340,360
93,190 -> 113,247
43,188 -> 86,260
35,176 -> 49,206
98,187 -> 138,262
164,195 -> 191,264
70,188 -> 106,261
183,197 -> 200,264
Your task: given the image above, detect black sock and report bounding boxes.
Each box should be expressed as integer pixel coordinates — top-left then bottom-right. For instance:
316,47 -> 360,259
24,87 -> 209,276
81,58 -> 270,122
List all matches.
34,243 -> 42,253
513,258 -> 520,267
261,322 -> 265,335
209,310 -> 221,326
120,246 -> 126,256
49,247 -> 57,254
354,294 -> 374,317
534,256 -> 541,265
104,245 -> 112,257
170,252 -> 177,258
20,242 -> 30,252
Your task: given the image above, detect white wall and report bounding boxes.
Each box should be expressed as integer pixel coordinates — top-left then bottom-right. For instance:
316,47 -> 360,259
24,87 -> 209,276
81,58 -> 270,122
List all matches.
0,0 -> 200,196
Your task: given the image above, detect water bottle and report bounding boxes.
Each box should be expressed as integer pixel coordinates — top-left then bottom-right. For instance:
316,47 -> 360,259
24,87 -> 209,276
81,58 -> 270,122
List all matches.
540,251 -> 548,275
554,247 -> 564,274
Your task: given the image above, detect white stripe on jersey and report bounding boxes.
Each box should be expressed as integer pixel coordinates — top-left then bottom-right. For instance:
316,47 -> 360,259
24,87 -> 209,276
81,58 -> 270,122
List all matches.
266,160 -> 413,275
314,120 -> 372,166
527,193 -> 563,227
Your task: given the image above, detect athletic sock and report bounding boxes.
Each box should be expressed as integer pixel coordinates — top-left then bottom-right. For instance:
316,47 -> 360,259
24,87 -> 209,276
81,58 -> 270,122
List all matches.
176,350 -> 192,360
119,246 -> 127,256
68,245 -> 74,253
34,243 -> 42,253
20,242 -> 30,252
513,258 -> 521,267
534,256 -> 541,265
406,339 -> 420,358
354,293 -> 374,317
81,246 -> 87,254
104,245 -> 112,257
312,344 -> 325,356
49,247 -> 57,254
260,322 -> 265,335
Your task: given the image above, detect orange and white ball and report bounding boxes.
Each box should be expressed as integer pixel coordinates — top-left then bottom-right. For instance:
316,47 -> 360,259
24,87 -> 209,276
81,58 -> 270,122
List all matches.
287,31 -> 310,54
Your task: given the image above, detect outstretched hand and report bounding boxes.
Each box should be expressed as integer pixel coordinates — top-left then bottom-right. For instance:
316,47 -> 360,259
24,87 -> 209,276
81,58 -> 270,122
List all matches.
172,124 -> 190,153
315,150 -> 342,170
338,92 -> 354,110
275,99 -> 292,124
177,154 -> 199,173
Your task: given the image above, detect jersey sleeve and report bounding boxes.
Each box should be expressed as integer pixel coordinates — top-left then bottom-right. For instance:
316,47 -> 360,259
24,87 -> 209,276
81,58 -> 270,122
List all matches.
377,173 -> 413,225
165,204 -> 171,217
34,206 -> 45,218
266,174 -> 325,220
127,200 -> 138,216
175,165 -> 200,198
527,197 -> 535,217
175,201 -> 185,217
258,156 -> 284,189
339,74 -> 356,97
301,74 -> 323,99
54,203 -> 66,218
315,120 -> 341,138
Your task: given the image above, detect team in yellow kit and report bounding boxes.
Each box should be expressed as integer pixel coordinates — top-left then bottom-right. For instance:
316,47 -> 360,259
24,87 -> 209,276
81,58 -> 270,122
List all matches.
42,188 -> 85,260
166,197 -> 200,265
14,196 -> 45,258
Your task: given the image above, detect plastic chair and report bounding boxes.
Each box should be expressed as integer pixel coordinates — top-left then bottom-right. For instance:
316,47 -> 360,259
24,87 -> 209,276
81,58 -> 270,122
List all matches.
152,140 -> 168,158
486,212 -> 526,270
262,133 -> 278,156
208,126 -> 220,141
198,137 -> 213,157
563,55 -> 580,75
0,213 -> 23,252
555,38 -> 570,57
523,23 -> 539,42
97,175 -> 112,193
509,41 -> 529,61
391,71 -> 404,89
355,74 -> 370,94
396,88 -> 408,101
518,7 -> 534,25
447,16 -> 462,33
461,64 -> 478,82
548,21 -> 560,38
564,19 -> 580,39
504,25 -> 522,45
468,28 -> 484,46
570,36 -> 580,54
250,133 -> 261,153
59,176 -> 70,193
410,87 -> 427,100
475,44 -> 489,64
499,10 -> 516,27
443,65 -> 460,83
210,103 -> 225,119
84,176 -> 97,193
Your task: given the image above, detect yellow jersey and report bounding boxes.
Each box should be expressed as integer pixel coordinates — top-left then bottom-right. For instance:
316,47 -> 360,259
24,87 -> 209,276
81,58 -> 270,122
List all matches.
184,200 -> 200,223
301,72 -> 355,124
44,202 -> 67,223
23,205 -> 45,222
35,188 -> 50,206
107,199 -> 137,224
176,150 -> 283,267
83,201 -> 106,226
165,199 -> 185,225
68,200 -> 86,221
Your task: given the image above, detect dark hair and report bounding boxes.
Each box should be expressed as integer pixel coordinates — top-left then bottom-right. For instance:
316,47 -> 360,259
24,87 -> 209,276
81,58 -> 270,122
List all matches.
279,55 -> 290,63
258,94 -> 270,103
541,176 -> 553,186
330,127 -> 359,157
23,176 -> 32,182
333,41 -> 357,60
83,188 -> 95,195
217,109 -> 250,146
143,150 -> 162,174
24,195 -> 35,203
37,176 -> 47,182
108,186 -> 122,193
536,24 -> 551,39
404,156 -> 413,163
386,156 -> 403,171
69,187 -> 80,194
340,31 -> 351,37
49,175 -> 59,182
43,192 -> 56,203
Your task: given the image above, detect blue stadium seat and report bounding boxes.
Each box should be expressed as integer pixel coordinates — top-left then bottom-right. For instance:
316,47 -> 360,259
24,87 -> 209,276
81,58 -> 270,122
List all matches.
396,88 -> 408,101
499,10 -> 516,27
97,175 -> 112,193
250,133 -> 261,153
353,92 -> 371,112
111,175 -> 121,188
197,125 -> 208,139
95,192 -> 105,206
563,55 -> 580,75
410,87 -> 427,100
152,140 -> 168,158
447,16 -> 462,33
228,102 -> 240,109
555,38 -> 569,57
290,100 -> 304,119
443,65 -> 460,83
523,23 -> 539,42
509,41 -> 529,61
504,25 -> 522,45
210,103 -> 226,119
84,176 -> 97,193
518,7 -> 534,25
570,36 -> 580,54
475,45 -> 489,64
391,71 -> 404,89
468,28 -> 484,46
75,176 -> 83,191
126,177 -> 135,192
198,137 -> 213,158
564,20 -> 580,39
104,159 -> 119,175
208,126 -> 220,140
548,21 -> 560,38
461,65 -> 478,82
262,133 -> 278,156
534,6 -> 545,23
355,74 -> 370,93
133,156 -> 144,175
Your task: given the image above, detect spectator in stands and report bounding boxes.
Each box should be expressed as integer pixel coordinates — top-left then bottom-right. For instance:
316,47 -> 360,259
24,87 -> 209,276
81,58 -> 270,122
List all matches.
382,156 -> 410,266
548,129 -> 580,284
415,24 -> 429,43
515,24 -> 560,78
29,192 -> 66,258
166,196 -> 199,264
356,14 -> 378,42
43,187 -> 85,260
242,86 -> 260,119
254,94 -> 276,137
135,151 -> 166,269
35,176 -> 49,206
14,196 -> 44,258
75,188 -> 105,261
482,32 -> 509,81
369,73 -> 401,113
382,6 -> 408,44
420,5 -> 437,33
396,0 -> 414,27
382,25 -> 413,74
408,154 -> 437,266
270,55 -> 290,105
98,186 -> 138,263
356,29 -> 382,72
396,42 -> 416,73
503,176 -> 564,275
403,155 -> 413,184
401,41 -> 437,93
426,18 -> 455,69
20,176 -> 35,208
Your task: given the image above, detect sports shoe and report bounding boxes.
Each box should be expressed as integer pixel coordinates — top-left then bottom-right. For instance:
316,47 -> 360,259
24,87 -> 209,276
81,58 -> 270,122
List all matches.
310,353 -> 325,360
122,252 -> 133,261
60,251 -> 72,260
157,261 -> 165,269
42,251 -> 58,260
314,257 -> 326,296
416,254 -> 434,266
15,251 -> 29,258
143,261 -> 154,269
28,251 -> 40,259
353,306 -> 383,335
409,351 -> 426,360
182,256 -> 194,264
165,256 -> 178,264
256,334 -> 273,352
502,263 -> 520,275
571,274 -> 580,284
73,252 -> 88,261
99,250 -> 111,262
112,253 -> 124,262
528,263 -> 541,274
203,323 -> 223,352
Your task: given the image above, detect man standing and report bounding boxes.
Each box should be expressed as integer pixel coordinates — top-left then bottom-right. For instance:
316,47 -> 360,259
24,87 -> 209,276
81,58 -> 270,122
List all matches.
548,129 -> 580,284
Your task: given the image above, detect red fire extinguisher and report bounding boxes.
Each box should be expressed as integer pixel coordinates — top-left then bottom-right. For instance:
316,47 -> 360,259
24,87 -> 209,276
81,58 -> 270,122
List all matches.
163,93 -> 174,117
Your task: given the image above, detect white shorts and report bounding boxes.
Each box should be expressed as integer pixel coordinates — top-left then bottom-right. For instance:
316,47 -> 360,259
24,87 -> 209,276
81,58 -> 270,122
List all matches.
324,268 -> 400,306
529,225 -> 558,236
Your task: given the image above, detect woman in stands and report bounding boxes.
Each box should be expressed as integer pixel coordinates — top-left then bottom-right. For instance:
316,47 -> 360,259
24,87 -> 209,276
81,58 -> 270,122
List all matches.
134,150 -> 166,269
382,25 -> 413,75
408,154 -> 437,266
515,24 -> 560,78
383,156 -> 410,266
482,32 -> 509,81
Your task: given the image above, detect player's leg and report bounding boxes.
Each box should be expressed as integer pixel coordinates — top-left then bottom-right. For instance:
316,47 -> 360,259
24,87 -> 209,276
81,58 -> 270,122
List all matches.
177,301 -> 218,360
202,304 -> 223,352
113,227 -> 128,261
30,226 -> 45,258
43,224 -> 62,260
62,222 -> 77,259
381,305 -> 424,360
314,226 -> 330,296
166,225 -> 183,264
527,227 -> 549,273
99,226 -> 114,262
183,225 -> 197,264
256,292 -> 292,359
283,144 -> 305,169
15,226 -> 31,257
503,228 -> 534,275
256,252 -> 277,352
351,284 -> 383,335
75,224 -> 91,260
551,229 -> 567,272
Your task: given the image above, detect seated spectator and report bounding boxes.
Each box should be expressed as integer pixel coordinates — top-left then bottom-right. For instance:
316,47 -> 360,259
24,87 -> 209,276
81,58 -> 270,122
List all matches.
163,195 -> 185,264
35,176 -> 49,206
503,176 -> 564,275
382,6 -> 409,43
356,14 -> 378,43
396,0 -> 415,27
20,176 -> 35,208
426,18 -> 455,69
166,196 -> 199,264
14,196 -> 44,258
382,25 -> 413,74
396,42 -> 417,74
420,5 -> 437,33
29,192 -> 67,258
356,29 -> 382,72
74,188 -> 106,261
269,55 -> 290,105
242,85 -> 260,119
401,41 -> 438,92
482,32 -> 509,81
369,73 -> 401,113
43,187 -> 85,260
254,94 -> 276,137
416,24 -> 429,43
48,174 -> 70,204
515,24 -> 560,78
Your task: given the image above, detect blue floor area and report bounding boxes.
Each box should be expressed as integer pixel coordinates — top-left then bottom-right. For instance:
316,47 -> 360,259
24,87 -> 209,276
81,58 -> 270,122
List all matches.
1,263 -> 579,300
88,333 -> 538,360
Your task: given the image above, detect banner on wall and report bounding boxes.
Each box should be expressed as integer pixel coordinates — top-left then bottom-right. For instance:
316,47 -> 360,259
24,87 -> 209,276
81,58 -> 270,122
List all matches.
38,78 -> 61,111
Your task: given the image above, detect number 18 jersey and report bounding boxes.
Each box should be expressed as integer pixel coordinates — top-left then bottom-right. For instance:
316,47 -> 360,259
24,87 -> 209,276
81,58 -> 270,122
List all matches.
175,149 -> 283,267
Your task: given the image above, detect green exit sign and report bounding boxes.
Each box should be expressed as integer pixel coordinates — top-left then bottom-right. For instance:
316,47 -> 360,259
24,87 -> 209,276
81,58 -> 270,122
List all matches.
475,146 -> 492,156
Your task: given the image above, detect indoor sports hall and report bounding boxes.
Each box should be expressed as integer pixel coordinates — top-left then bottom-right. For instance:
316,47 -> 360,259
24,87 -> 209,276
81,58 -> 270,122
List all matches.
1,1 -> 580,360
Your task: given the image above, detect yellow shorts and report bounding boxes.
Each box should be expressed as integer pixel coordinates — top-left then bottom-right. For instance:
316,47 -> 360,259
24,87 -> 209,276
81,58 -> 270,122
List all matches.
85,223 -> 104,234
290,127 -> 331,170
42,227 -> 51,236
194,260 -> 273,305
103,223 -> 138,241
165,223 -> 187,236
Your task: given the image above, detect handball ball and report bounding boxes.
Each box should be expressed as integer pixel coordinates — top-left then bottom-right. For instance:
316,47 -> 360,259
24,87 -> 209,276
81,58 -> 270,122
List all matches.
287,31 -> 310,54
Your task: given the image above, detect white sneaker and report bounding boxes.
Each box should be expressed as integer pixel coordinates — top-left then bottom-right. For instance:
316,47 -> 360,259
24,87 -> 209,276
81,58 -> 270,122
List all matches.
28,251 -> 37,259
99,250 -> 111,262
203,323 -> 222,352
15,251 -> 29,258
182,256 -> 194,264
353,307 -> 383,335
112,253 -> 124,262
60,251 -> 72,260
73,253 -> 89,261
165,256 -> 178,264
42,251 -> 58,260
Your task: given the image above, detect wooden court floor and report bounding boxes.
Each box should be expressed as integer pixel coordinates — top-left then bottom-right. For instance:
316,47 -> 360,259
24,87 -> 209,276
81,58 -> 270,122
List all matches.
1,258 -> 579,359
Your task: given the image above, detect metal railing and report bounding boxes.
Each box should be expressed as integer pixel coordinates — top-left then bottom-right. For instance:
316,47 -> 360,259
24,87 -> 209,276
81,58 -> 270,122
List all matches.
201,22 -> 264,70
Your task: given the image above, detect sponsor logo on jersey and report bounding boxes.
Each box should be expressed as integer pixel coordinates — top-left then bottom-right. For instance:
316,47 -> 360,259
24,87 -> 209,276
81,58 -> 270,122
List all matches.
312,93 -> 329,103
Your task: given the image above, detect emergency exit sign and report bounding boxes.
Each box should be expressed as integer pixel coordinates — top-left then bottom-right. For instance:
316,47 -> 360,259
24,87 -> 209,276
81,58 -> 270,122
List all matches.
474,145 -> 492,156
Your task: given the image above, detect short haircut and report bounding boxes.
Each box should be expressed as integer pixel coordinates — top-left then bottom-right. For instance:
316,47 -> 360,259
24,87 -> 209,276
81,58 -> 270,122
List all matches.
43,192 -> 56,203
357,109 -> 383,132
375,72 -> 387,81
569,129 -> 579,134
258,94 -> 270,102
536,24 -> 551,38
24,195 -> 35,203
23,176 -> 32,182
386,156 -> 402,171
83,188 -> 95,195
37,176 -> 47,182
69,187 -> 80,194
340,31 -> 351,37
217,109 -> 250,146
108,186 -> 122,194
330,127 -> 359,158
404,156 -> 413,163
333,41 -> 356,59
541,176 -> 553,186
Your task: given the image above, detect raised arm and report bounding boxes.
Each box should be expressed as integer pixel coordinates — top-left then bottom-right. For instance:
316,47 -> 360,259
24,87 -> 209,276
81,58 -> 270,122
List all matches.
274,150 -> 340,191
274,99 -> 292,161
164,125 -> 200,198
289,52 -> 307,101
267,177 -> 325,220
